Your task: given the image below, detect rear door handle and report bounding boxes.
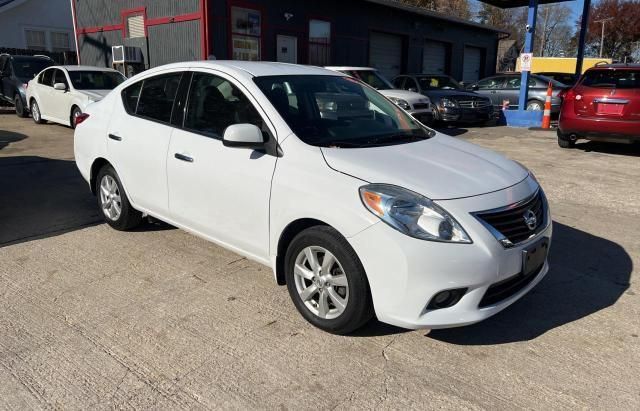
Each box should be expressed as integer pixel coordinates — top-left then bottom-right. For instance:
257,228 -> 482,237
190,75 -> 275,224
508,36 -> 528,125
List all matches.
174,153 -> 194,163
108,133 -> 122,141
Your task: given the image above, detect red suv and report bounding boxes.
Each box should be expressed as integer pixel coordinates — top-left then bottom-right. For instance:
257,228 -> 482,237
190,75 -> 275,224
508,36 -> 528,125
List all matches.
558,64 -> 640,148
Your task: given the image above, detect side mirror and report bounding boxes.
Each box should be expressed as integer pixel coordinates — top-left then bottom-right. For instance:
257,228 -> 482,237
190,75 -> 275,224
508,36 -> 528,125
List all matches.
53,82 -> 67,91
471,84 -> 479,91
222,124 -> 265,150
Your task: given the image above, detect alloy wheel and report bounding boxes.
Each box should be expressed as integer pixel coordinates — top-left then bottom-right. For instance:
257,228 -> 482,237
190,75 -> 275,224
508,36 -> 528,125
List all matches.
31,102 -> 40,121
99,175 -> 122,221
293,246 -> 349,320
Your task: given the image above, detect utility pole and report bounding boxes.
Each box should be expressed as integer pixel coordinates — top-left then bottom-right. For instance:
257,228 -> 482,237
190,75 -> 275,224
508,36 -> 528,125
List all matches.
595,17 -> 613,58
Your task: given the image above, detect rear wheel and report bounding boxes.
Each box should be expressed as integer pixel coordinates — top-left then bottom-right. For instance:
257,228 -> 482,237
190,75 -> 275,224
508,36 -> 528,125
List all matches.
526,100 -> 544,111
557,130 -> 575,149
14,95 -> 27,117
285,226 -> 373,334
30,100 -> 45,124
96,165 -> 142,231
71,106 -> 82,128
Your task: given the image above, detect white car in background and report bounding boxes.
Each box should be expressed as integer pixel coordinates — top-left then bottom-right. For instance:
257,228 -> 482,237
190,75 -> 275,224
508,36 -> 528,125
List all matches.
74,61 -> 551,334
27,65 -> 125,128
326,66 -> 434,125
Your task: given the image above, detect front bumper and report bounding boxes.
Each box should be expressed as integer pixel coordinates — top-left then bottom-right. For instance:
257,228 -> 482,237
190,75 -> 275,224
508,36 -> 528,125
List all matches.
348,176 -> 551,330
438,106 -> 494,123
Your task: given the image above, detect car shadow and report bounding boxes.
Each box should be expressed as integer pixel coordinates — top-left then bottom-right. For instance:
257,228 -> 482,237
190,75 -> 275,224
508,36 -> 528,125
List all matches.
435,127 -> 469,137
575,141 -> 640,157
0,129 -> 27,150
0,156 -> 174,248
428,222 -> 632,345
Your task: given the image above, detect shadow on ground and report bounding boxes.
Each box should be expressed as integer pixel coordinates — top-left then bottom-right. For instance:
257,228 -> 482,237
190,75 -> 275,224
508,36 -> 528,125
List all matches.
574,141 -> 640,157
0,129 -> 27,150
428,222 -> 632,345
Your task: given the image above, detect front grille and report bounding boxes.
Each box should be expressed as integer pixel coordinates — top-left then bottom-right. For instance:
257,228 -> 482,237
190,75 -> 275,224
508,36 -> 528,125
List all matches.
458,99 -> 491,109
474,190 -> 546,247
412,103 -> 430,110
479,263 -> 543,308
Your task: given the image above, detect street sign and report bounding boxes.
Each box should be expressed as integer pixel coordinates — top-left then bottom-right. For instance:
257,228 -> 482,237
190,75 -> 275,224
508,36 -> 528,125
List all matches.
521,53 -> 533,71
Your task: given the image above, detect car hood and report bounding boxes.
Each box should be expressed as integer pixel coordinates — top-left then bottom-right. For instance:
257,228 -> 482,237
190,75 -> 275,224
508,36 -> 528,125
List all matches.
321,134 -> 528,200
424,89 -> 485,99
76,90 -> 111,101
379,89 -> 430,103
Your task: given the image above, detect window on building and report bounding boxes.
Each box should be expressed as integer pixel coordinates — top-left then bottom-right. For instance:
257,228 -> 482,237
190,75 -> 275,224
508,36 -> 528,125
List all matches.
308,20 -> 331,66
127,14 -> 146,38
136,73 -> 183,123
25,30 -> 47,51
184,72 -> 264,139
51,32 -> 70,52
231,7 -> 261,61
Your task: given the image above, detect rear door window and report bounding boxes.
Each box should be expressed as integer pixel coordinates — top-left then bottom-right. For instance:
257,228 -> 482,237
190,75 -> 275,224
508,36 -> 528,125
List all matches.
581,70 -> 640,89
136,72 -> 183,123
122,81 -> 142,114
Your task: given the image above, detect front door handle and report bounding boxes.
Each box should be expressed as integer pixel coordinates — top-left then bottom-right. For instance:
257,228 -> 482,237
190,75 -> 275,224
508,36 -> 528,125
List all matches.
108,133 -> 122,141
174,153 -> 194,163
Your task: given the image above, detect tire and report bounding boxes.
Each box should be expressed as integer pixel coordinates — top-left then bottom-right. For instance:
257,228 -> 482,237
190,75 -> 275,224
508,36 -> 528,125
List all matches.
285,226 -> 373,334
71,106 -> 82,129
526,100 -> 544,111
14,95 -> 28,118
30,99 -> 45,124
557,130 -> 575,149
96,164 -> 142,231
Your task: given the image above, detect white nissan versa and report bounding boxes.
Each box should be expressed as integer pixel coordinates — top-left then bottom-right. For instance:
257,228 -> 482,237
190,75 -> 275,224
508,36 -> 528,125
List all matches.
74,61 -> 552,334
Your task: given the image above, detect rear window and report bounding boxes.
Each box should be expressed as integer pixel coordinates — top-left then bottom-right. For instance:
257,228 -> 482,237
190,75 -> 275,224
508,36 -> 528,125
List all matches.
11,57 -> 54,81
68,70 -> 125,90
581,70 -> 640,89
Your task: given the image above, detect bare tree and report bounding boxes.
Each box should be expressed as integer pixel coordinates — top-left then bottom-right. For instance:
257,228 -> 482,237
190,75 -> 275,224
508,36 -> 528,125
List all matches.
537,4 -> 573,57
397,0 -> 472,20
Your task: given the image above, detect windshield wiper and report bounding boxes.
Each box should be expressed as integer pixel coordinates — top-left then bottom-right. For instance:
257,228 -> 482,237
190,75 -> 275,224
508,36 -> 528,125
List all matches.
324,140 -> 367,148
364,133 -> 429,147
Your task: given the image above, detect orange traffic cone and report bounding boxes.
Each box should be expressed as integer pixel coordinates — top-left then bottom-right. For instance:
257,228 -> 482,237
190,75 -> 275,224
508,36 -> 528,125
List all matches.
542,82 -> 552,129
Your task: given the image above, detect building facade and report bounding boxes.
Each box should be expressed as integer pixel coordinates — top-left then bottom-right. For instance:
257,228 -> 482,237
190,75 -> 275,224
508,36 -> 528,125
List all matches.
0,0 -> 75,53
71,0 -> 503,82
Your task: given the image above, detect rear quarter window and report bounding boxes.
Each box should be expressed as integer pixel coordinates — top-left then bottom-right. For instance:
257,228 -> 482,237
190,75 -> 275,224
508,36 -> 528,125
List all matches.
121,81 -> 142,114
582,70 -> 640,89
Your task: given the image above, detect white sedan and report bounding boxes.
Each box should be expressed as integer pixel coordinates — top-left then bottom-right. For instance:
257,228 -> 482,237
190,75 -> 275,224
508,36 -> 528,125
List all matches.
27,65 -> 125,128
74,61 -> 552,334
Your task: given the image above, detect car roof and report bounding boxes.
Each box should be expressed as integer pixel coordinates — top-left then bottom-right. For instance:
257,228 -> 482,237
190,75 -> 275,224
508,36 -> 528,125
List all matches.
587,63 -> 640,71
141,61 -> 341,79
325,66 -> 377,71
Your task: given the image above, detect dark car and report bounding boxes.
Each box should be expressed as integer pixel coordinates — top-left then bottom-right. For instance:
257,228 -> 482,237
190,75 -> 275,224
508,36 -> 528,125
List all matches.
0,54 -> 54,117
393,74 -> 494,125
536,72 -> 579,86
467,73 -> 568,113
558,63 -> 640,148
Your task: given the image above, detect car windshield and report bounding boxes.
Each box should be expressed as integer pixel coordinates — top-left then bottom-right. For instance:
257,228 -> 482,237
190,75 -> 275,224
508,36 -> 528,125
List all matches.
254,75 -> 433,148
68,71 -> 126,90
12,57 -> 54,82
416,75 -> 463,90
343,70 -> 394,90
581,70 -> 640,89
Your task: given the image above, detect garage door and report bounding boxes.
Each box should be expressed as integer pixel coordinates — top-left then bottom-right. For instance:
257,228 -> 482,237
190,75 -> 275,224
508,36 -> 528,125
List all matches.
369,32 -> 403,79
463,46 -> 483,82
423,41 -> 447,74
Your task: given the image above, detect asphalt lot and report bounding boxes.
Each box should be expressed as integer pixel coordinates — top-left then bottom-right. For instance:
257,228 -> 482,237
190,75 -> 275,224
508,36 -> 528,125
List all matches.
1,109 -> 639,409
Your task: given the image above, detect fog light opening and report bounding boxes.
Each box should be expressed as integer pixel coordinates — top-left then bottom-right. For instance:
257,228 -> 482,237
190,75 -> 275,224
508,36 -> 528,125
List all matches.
427,288 -> 467,310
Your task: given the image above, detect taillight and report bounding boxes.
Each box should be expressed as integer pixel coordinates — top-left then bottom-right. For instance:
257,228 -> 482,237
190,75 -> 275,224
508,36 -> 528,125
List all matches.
75,113 -> 90,126
558,88 -> 568,99
563,88 -> 577,101
23,83 -> 28,90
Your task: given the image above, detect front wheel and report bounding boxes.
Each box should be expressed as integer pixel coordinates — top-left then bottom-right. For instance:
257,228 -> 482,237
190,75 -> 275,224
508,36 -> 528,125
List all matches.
15,95 -> 28,117
30,100 -> 45,124
96,165 -> 142,231
285,226 -> 373,334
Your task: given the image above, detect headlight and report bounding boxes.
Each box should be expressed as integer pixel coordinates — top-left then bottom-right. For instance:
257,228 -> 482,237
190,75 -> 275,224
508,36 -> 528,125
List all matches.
388,97 -> 411,110
440,98 -> 458,108
359,184 -> 472,243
